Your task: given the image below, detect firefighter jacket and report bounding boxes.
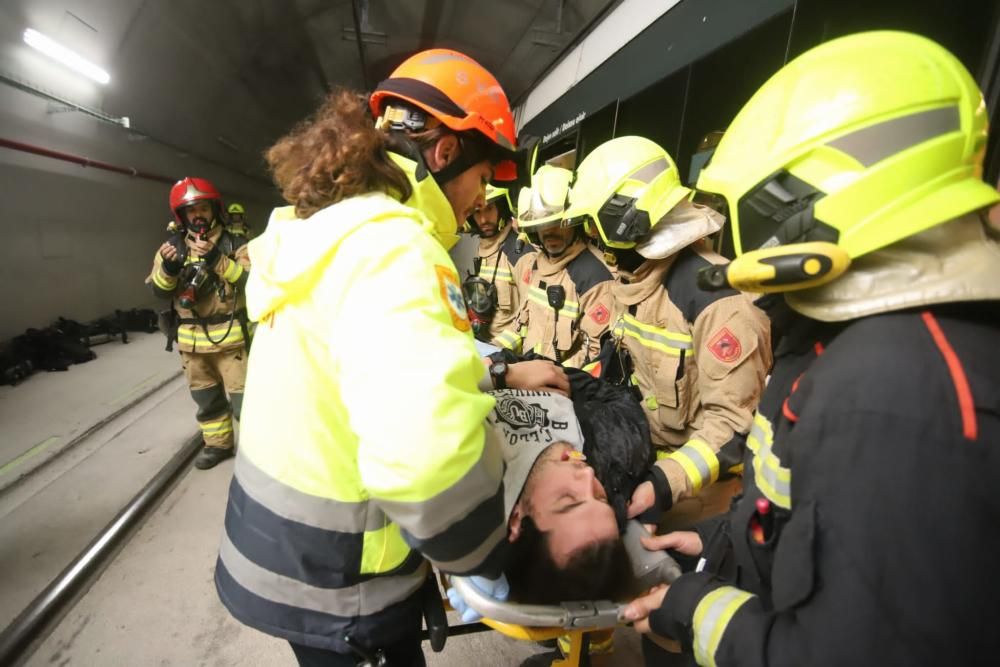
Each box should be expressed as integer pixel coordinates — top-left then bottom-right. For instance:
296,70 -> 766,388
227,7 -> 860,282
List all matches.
497,239 -> 614,368
147,224 -> 250,352
649,301 -> 1000,666
215,149 -> 506,652
227,221 -> 255,240
476,224 -> 532,346
611,245 -> 771,501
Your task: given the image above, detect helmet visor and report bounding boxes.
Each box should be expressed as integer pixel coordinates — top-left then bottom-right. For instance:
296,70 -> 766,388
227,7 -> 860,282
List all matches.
733,171 -> 829,254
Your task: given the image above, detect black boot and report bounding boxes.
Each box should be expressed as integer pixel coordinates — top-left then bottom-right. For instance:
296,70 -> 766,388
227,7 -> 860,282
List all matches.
194,445 -> 234,470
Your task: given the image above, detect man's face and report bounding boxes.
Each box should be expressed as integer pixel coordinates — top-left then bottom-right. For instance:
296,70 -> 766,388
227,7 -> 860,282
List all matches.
230,213 -> 244,225
516,444 -> 618,567
539,225 -> 576,258
442,160 -> 491,225
184,201 -> 214,230
474,200 -> 500,237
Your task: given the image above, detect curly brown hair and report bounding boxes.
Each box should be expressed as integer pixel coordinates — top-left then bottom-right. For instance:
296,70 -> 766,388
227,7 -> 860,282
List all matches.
265,88 -> 413,220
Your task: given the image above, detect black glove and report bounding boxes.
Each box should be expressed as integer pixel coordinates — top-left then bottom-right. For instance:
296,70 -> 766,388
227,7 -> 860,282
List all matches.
161,253 -> 184,275
637,464 -> 673,526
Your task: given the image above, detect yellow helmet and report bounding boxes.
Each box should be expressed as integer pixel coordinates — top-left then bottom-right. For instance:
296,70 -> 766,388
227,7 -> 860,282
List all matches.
227,202 -> 246,215
564,136 -> 690,250
464,185 -> 516,236
516,165 -> 576,245
697,31 -> 999,293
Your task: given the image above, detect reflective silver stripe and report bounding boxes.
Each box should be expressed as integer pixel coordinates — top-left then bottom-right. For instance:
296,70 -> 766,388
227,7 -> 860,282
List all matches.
828,106 -> 960,167
618,316 -> 693,353
375,435 -> 504,541
693,586 -> 755,667
668,440 -> 719,492
746,414 -> 791,509
430,522 -> 507,574
235,454 -> 386,533
219,532 -> 428,617
528,286 -> 579,317
630,157 -> 669,184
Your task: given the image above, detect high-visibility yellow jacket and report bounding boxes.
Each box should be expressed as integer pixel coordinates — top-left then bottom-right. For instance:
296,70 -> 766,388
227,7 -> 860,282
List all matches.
147,224 -> 250,352
215,151 -> 505,651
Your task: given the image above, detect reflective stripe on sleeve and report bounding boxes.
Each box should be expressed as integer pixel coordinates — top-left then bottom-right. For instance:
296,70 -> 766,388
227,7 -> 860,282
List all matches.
693,586 -> 755,667
152,269 -> 177,291
746,413 -> 791,509
668,439 -> 720,492
495,329 -> 522,352
222,258 -> 245,283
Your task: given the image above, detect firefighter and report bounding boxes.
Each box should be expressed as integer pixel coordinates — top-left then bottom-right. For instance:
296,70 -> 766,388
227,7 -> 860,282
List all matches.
497,165 -> 616,368
463,185 -> 532,344
566,136 -> 772,533
623,31 -> 1000,666
215,49 -> 569,666
225,202 -> 254,239
147,177 -> 251,470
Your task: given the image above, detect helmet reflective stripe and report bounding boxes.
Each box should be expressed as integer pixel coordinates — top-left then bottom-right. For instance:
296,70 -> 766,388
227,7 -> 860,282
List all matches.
697,31 -> 999,266
827,106 -> 961,168
566,136 -> 690,250
629,157 -> 670,185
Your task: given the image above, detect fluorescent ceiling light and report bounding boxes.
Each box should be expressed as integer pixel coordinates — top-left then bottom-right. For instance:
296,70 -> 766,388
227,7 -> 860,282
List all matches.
23,28 -> 110,85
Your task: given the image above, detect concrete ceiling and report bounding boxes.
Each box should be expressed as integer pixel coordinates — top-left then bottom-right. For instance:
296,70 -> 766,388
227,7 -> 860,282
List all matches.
1,0 -> 617,182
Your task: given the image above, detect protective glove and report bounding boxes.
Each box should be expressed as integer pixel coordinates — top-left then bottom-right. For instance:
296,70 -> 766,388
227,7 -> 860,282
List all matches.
445,574 -> 510,623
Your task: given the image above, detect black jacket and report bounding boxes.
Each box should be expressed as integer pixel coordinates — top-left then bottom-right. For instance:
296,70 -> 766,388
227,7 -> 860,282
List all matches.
652,301 -> 1000,666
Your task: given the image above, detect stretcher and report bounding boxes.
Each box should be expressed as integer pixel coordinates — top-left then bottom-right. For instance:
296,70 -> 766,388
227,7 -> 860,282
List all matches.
437,521 -> 682,667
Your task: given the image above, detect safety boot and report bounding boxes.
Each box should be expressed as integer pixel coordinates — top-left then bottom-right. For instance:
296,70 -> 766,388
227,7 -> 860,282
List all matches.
194,445 -> 234,470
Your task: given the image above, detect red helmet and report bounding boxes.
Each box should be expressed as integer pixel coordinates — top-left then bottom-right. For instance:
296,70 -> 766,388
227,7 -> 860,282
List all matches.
369,49 -> 518,181
169,177 -> 223,227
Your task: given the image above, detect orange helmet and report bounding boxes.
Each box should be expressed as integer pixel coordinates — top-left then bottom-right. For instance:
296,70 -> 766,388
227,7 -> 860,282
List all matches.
369,49 -> 518,181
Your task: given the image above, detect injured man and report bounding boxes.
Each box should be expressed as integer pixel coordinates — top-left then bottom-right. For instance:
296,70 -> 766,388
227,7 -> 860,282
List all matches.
460,370 -> 656,608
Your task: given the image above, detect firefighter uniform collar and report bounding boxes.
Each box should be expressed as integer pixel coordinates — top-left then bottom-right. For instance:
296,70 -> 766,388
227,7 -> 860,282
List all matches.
185,221 -> 224,248
388,148 -> 461,251
787,213 -> 1000,322
535,238 -> 588,276
612,255 -> 676,306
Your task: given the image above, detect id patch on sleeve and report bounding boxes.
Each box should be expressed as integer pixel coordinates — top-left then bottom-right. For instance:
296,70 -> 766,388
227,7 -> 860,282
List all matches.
435,264 -> 471,333
588,303 -> 610,325
708,327 -> 742,362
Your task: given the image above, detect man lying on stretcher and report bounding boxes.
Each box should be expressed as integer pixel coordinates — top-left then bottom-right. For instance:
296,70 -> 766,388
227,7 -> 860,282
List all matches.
452,367 -> 659,609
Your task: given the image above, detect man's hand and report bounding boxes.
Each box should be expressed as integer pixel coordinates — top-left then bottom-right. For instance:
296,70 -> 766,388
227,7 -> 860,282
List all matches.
159,241 -> 183,275
623,583 -> 669,634
504,359 -> 570,396
641,531 -> 703,557
628,481 -> 656,519
190,236 -> 221,266
159,241 -> 180,262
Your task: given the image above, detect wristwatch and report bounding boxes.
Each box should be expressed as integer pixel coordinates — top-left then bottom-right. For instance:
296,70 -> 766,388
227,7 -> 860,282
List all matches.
490,360 -> 508,390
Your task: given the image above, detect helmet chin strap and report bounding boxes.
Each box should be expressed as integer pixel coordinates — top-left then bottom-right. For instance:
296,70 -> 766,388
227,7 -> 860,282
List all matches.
431,135 -> 494,188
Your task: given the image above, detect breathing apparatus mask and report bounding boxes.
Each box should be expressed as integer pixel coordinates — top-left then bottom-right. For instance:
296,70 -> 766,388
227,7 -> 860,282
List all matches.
172,205 -> 220,310
462,264 -> 499,338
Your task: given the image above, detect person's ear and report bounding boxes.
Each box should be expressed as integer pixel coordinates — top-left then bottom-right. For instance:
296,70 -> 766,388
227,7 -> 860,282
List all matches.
428,134 -> 460,171
508,504 -> 524,543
